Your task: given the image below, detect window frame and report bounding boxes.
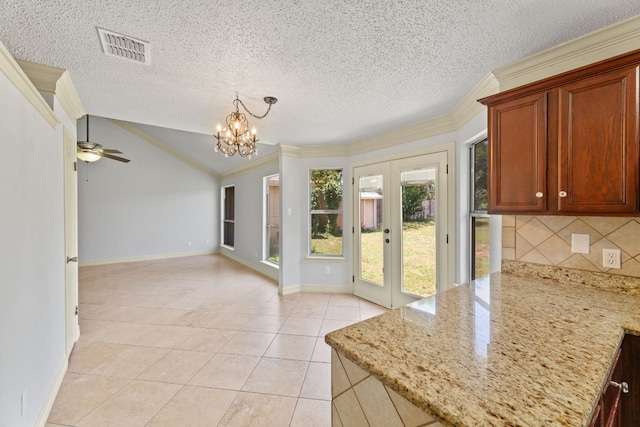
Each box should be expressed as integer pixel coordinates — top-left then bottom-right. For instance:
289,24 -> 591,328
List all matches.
470,138 -> 489,280
309,168 -> 344,257
222,185 -> 235,248
263,174 -> 280,265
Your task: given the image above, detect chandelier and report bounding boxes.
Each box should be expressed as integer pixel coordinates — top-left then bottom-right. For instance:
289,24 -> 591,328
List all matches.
214,94 -> 278,157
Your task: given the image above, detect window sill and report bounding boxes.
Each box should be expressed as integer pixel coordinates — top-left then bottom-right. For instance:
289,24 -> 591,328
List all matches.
305,256 -> 347,262
260,260 -> 279,269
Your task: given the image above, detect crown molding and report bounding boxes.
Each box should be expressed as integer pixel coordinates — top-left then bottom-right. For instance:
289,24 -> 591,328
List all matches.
450,72 -> 499,125
279,144 -> 305,157
17,59 -> 86,121
53,70 -> 85,120
108,118 -> 219,179
220,151 -> 279,179
495,14 -> 640,90
0,42 -> 58,128
276,73 -> 498,159
15,59 -> 63,93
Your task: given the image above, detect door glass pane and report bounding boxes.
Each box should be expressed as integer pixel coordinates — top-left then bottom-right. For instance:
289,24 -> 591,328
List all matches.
266,175 -> 280,263
400,168 -> 436,298
359,175 -> 383,285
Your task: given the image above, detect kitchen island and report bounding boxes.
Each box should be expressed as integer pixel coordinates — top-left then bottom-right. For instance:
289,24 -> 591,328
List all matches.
325,270 -> 640,426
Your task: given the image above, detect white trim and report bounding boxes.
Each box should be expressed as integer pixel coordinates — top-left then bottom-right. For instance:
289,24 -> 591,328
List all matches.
280,284 -> 301,295
276,74 -> 497,159
220,151 -> 279,179
0,41 -> 59,128
109,119 -> 220,179
16,59 -> 86,121
34,357 -> 68,427
495,14 -> 640,90
78,250 -> 217,267
305,256 -> 347,262
218,250 -> 279,281
351,141 -> 456,169
55,70 -> 85,120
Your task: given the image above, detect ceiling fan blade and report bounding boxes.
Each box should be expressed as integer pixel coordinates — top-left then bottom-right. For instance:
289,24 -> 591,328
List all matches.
101,149 -> 123,154
101,152 -> 131,163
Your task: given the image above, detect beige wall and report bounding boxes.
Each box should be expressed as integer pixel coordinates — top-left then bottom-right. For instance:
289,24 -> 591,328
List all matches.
502,215 -> 640,277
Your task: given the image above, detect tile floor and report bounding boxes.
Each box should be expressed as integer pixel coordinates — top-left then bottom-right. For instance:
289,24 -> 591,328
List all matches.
46,254 -> 387,427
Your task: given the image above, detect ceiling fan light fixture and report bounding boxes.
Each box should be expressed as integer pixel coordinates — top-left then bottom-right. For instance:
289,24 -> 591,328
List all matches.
77,150 -> 102,162
214,94 -> 277,158
76,116 -> 131,163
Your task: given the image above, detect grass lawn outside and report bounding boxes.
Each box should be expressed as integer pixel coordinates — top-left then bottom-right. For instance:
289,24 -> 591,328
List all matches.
473,218 -> 491,279
312,221 -> 437,297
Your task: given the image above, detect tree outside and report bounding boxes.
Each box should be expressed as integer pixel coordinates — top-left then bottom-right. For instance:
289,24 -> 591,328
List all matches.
311,169 -> 343,255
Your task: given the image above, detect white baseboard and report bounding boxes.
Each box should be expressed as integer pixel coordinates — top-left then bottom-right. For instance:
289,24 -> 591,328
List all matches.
218,251 -> 279,282
280,284 -> 301,295
78,249 -> 218,267
35,356 -> 68,427
280,283 -> 353,295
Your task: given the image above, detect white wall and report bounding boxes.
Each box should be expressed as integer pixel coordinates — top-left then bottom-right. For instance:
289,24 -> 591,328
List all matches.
0,68 -> 66,426
219,160 -> 279,280
279,155 -> 303,292
77,118 -> 218,263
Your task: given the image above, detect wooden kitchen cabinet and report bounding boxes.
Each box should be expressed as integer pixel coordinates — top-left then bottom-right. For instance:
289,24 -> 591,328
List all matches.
590,334 -> 640,427
486,91 -> 547,212
479,50 -> 640,216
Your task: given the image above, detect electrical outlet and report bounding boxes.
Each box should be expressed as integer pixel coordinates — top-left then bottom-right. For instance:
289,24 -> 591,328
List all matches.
188,241 -> 192,247
325,266 -> 330,274
603,249 -> 621,269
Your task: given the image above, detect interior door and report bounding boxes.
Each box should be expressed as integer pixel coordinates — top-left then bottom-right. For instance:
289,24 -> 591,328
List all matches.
353,151 -> 449,308
63,128 -> 79,355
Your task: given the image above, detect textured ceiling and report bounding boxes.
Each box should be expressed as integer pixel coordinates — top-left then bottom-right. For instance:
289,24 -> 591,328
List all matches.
2,1 -> 640,161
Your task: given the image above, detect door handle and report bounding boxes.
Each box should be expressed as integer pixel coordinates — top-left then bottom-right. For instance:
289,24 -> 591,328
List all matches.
384,229 -> 390,234
66,256 -> 78,263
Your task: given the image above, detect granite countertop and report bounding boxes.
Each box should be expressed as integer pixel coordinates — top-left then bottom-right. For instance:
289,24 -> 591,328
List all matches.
325,272 -> 640,426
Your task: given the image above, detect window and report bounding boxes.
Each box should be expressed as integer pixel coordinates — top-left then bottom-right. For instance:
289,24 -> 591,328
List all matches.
310,169 -> 343,256
222,186 -> 235,247
264,174 -> 280,264
470,139 -> 489,280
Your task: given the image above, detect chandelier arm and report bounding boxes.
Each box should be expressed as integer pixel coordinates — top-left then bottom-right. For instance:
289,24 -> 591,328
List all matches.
236,98 -> 273,119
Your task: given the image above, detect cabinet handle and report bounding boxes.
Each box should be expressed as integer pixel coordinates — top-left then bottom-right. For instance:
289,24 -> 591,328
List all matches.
610,381 -> 629,393
559,191 -> 567,198
535,192 -> 543,198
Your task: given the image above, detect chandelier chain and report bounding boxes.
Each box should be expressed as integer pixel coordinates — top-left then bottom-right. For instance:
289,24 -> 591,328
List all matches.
234,97 -> 273,119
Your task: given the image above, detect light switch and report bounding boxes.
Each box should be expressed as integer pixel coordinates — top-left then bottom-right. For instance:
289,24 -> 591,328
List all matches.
571,233 -> 590,254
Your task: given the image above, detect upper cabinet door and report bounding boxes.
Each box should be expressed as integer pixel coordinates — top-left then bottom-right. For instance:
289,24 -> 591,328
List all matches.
488,91 -> 548,213
557,66 -> 639,214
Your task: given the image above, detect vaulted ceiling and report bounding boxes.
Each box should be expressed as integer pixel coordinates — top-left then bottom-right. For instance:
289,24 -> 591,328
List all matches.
2,1 -> 640,173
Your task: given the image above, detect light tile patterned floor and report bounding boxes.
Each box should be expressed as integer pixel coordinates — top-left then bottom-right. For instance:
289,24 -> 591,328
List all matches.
46,254 -> 387,427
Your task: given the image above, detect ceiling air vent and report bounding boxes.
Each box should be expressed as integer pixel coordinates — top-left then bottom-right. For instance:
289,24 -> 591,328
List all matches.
97,28 -> 150,65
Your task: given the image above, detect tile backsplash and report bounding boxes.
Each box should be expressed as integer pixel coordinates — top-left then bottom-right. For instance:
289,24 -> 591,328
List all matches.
502,215 -> 640,278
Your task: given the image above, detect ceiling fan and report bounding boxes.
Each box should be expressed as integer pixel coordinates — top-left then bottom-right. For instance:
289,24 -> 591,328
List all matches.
77,115 -> 130,163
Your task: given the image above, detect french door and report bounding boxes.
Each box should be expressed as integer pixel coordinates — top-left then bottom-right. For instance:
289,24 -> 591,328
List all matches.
353,151 -> 449,308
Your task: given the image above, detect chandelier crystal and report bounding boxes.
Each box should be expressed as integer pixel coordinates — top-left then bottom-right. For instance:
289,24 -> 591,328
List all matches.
214,94 -> 277,158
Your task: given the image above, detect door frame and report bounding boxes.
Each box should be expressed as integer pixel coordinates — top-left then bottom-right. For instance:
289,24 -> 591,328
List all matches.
350,143 -> 456,307
63,127 -> 79,355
